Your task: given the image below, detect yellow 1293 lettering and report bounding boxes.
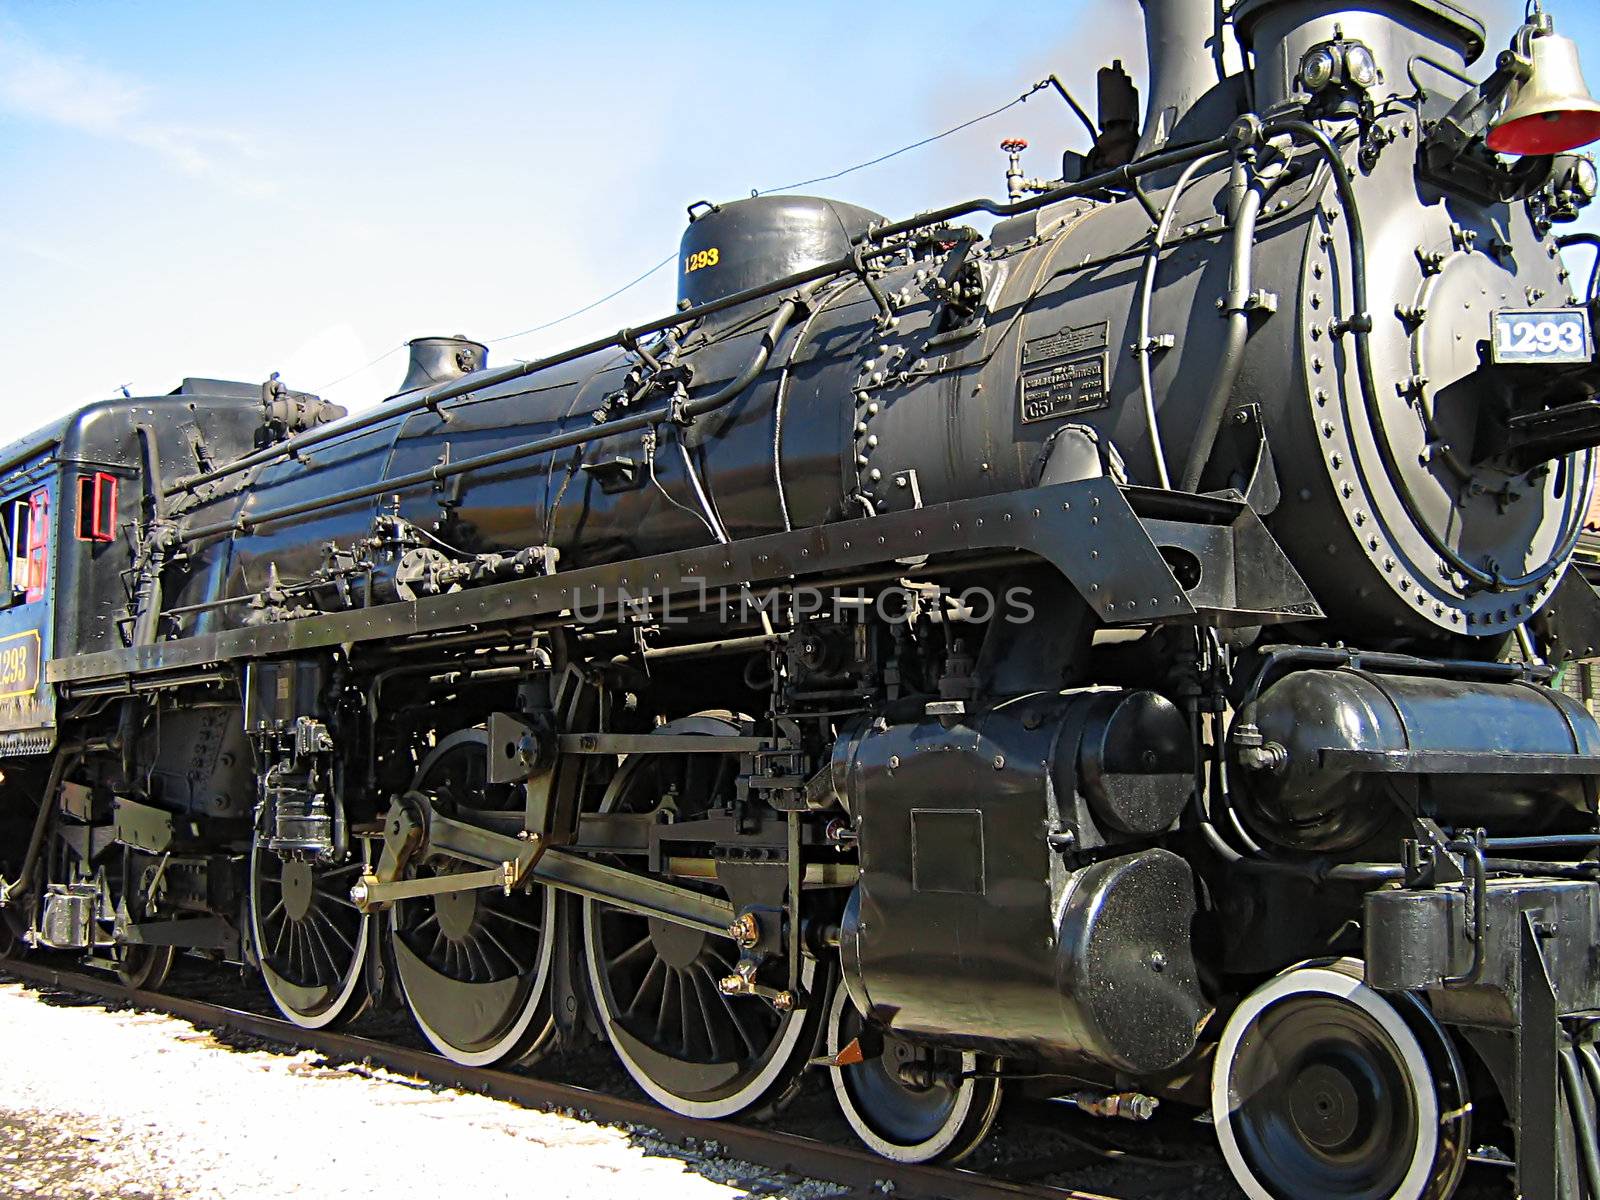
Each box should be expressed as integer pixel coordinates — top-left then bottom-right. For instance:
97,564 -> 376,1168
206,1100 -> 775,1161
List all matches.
684,247 -> 720,273
0,643 -> 28,688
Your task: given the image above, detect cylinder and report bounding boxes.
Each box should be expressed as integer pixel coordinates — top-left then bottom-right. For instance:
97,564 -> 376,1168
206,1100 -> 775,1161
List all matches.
837,692 -> 1206,1072
1233,668 -> 1600,852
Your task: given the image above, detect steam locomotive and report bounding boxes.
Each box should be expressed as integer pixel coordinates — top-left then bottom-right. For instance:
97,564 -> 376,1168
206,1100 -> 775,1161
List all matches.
6,0 -> 1600,1194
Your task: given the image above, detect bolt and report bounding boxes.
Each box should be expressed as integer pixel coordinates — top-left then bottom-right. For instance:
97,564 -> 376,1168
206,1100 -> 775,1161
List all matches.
728,912 -> 761,949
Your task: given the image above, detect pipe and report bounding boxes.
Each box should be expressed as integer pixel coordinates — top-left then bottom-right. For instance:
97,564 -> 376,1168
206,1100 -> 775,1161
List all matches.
164,135 -> 1233,503
1191,777 -> 1405,885
1272,118 -> 1593,595
180,295 -> 808,544
1181,155 -> 1267,493
1481,834 -> 1600,852
1558,1046 -> 1600,1197
1136,151 -> 1226,489
0,749 -> 79,910
1557,232 -> 1600,304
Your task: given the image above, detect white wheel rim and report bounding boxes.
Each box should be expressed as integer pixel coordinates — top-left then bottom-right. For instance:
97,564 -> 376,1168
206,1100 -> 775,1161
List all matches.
251,841 -> 371,1031
583,896 -> 816,1119
826,983 -> 985,1163
1211,960 -> 1439,1200
583,713 -> 815,1119
397,884 -> 557,1067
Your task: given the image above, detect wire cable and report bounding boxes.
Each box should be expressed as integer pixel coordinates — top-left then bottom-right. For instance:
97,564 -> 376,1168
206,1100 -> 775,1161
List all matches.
315,75 -> 1099,389
759,78 -> 1058,195
487,252 -> 679,346
315,342 -> 406,392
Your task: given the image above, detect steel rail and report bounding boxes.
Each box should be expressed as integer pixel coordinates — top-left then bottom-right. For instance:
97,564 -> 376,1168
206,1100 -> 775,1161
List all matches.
0,957 -> 1117,1200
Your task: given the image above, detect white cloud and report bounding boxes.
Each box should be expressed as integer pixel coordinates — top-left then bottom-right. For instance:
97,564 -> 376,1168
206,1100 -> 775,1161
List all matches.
0,22 -> 266,189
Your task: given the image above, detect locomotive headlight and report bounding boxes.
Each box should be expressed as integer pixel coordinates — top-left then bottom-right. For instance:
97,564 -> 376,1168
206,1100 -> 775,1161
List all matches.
1301,45 -> 1339,92
1576,154 -> 1600,202
1344,43 -> 1379,90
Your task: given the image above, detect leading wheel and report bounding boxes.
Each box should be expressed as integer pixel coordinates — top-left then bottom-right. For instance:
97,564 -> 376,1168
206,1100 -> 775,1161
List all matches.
390,729 -> 557,1066
251,838 -> 371,1028
1212,958 -> 1469,1200
583,715 -> 822,1120
826,982 -> 1002,1164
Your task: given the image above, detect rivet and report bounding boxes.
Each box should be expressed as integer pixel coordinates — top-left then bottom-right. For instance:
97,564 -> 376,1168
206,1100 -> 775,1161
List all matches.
867,435 -> 879,447
869,468 -> 882,482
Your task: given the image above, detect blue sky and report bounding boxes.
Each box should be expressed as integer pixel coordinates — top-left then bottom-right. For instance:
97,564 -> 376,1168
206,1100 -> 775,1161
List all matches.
1,0 -> 1597,421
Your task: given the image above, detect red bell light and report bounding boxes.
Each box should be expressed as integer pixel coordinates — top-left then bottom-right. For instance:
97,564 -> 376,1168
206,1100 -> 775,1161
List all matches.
1487,30 -> 1600,156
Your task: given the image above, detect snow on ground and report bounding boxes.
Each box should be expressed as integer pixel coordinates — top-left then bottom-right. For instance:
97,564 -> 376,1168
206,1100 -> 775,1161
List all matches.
0,981 -> 837,1200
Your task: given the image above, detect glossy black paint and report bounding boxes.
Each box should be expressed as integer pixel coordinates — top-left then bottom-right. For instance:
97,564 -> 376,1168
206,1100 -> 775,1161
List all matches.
836,692 -> 1207,1073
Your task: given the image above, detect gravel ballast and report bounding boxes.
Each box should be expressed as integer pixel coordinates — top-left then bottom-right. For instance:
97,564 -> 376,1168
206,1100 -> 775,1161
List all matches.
0,980 -> 822,1199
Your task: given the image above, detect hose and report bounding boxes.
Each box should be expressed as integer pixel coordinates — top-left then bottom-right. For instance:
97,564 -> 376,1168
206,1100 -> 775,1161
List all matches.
1557,231 -> 1600,304
1181,156 -> 1268,493
1136,151 -> 1226,489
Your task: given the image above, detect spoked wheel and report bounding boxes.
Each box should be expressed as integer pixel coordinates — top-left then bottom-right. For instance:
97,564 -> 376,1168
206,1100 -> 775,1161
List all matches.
103,849 -> 176,991
390,729 -> 557,1066
251,838 -> 370,1029
826,982 -> 1002,1164
112,941 -> 176,991
1212,958 -> 1469,1200
583,715 -> 822,1119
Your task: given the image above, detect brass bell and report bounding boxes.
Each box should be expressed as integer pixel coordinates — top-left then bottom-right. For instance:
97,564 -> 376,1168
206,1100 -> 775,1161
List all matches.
1488,30 -> 1600,156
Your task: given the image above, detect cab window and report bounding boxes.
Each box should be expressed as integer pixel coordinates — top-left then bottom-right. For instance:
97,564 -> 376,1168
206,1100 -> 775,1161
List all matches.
0,488 -> 49,607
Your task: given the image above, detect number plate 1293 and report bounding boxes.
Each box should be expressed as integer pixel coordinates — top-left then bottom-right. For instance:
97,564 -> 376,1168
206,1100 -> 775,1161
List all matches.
1491,308 -> 1593,364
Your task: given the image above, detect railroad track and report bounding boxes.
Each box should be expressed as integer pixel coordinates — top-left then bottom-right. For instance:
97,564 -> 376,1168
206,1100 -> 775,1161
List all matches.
0,957 -> 1124,1200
